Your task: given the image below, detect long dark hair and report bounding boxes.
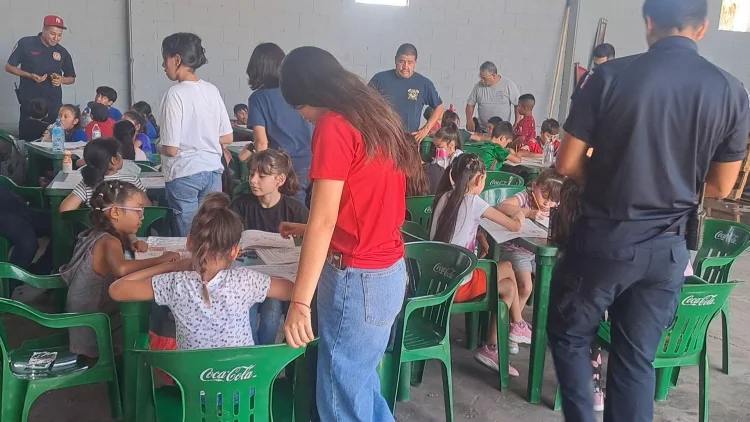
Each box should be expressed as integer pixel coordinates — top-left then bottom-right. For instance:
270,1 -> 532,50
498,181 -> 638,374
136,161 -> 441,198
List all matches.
246,42 -> 285,90
188,193 -> 244,306
132,101 -> 159,136
431,153 -> 486,243
113,120 -> 137,160
89,181 -> 143,244
123,110 -> 147,134
162,32 -> 208,70
279,46 -> 422,181
247,149 -> 301,197
81,138 -> 120,187
434,123 -> 461,150
405,132 -> 430,197
549,179 -> 584,249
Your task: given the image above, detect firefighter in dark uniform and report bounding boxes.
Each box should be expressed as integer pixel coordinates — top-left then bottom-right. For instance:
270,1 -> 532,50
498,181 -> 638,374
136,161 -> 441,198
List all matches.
551,1 -> 749,422
5,15 -> 76,127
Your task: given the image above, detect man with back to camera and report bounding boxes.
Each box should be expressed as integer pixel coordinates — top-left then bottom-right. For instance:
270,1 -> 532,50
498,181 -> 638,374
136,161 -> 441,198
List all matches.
465,61 -> 521,132
551,1 -> 749,421
5,15 -> 76,129
571,43 -> 615,102
369,43 -> 444,141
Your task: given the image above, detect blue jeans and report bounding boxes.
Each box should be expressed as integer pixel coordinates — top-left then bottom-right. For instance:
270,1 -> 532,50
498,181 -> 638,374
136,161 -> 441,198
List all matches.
547,234 -> 689,422
248,299 -> 287,345
165,170 -> 222,236
294,166 -> 310,205
316,259 -> 406,422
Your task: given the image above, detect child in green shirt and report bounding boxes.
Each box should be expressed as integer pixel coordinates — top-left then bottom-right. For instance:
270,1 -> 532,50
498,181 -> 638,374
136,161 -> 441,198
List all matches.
478,122 -> 521,170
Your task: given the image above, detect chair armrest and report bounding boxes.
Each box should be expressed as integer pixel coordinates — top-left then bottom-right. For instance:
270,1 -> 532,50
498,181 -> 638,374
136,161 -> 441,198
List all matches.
0,264 -> 66,289
404,293 -> 453,315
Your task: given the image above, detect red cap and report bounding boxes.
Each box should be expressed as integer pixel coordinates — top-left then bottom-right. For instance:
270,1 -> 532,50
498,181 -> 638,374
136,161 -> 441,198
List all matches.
43,15 -> 67,30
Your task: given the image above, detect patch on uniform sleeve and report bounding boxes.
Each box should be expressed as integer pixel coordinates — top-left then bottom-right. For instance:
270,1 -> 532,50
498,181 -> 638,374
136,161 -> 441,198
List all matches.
580,70 -> 594,90
52,52 -> 61,61
11,42 -> 17,53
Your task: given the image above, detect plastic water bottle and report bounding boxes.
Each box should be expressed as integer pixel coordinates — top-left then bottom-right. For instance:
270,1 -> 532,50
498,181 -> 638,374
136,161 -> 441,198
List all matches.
92,124 -> 102,140
51,118 -> 65,153
542,140 -> 555,167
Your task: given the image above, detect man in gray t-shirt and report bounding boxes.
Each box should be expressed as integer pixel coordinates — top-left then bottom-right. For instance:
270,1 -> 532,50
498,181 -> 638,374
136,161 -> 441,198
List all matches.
466,61 -> 520,132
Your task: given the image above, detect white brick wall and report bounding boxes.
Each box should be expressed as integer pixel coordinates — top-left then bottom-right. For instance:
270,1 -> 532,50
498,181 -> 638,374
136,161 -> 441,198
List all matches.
130,0 -> 568,126
0,0 -> 130,131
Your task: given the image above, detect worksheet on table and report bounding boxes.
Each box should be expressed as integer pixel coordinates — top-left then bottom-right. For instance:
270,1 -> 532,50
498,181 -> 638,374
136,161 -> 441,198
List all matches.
256,247 -> 301,265
240,230 -> 295,249
480,218 -> 548,244
250,264 -> 298,282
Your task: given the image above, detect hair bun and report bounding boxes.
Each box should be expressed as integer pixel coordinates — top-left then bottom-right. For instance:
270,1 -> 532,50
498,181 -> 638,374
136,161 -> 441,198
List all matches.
200,192 -> 231,211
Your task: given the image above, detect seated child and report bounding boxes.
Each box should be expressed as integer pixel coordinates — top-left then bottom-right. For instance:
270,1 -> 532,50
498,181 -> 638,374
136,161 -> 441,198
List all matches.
19,98 -> 50,141
477,122 -> 521,170
470,116 -> 503,142
513,94 -> 536,148
122,110 -> 153,155
230,150 -> 308,345
60,181 -> 180,357
109,193 -> 294,350
0,183 -> 51,275
95,86 -> 122,121
422,142 -> 445,195
114,120 -> 147,177
232,104 -> 248,126
59,138 -> 147,212
43,104 -> 88,142
518,119 -> 561,157
496,168 -> 564,336
131,101 -> 160,140
430,153 -> 526,376
85,102 -> 116,139
440,109 -> 472,144
433,124 -> 463,169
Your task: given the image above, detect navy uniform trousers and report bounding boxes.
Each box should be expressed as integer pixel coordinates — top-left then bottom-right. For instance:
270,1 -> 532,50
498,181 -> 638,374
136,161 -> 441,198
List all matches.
547,233 -> 690,422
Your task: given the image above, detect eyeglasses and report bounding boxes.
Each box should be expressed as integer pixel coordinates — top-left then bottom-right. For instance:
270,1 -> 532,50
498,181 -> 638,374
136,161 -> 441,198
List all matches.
102,206 -> 144,215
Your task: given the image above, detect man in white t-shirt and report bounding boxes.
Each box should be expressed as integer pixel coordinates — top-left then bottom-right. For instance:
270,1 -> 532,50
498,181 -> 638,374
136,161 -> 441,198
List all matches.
158,32 -> 233,236
465,61 -> 521,132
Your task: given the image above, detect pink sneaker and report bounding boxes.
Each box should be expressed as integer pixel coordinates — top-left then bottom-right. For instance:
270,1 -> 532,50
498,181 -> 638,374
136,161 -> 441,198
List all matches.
509,321 -> 532,344
474,345 -> 520,377
593,392 -> 604,412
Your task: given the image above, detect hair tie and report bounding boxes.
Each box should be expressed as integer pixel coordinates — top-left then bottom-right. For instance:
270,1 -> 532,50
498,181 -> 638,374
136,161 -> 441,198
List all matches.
94,207 -> 102,211
98,192 -> 104,197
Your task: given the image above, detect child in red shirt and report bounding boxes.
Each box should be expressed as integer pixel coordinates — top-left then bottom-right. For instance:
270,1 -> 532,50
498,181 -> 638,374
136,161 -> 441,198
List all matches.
513,94 -> 536,149
84,102 -> 116,139
519,118 -> 561,157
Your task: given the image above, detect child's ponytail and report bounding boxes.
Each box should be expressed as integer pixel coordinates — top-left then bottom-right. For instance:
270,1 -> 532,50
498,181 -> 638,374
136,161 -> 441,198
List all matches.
81,138 -> 120,188
188,193 -> 244,307
431,153 -> 486,243
247,149 -> 301,197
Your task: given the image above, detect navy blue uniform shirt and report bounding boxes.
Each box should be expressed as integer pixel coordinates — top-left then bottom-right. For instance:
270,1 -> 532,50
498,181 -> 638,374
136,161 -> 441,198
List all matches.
369,70 -> 442,132
565,36 -> 749,250
7,34 -> 75,106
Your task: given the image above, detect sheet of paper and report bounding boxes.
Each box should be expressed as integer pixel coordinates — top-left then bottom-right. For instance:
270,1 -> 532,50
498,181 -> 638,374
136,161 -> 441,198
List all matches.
534,217 -> 550,228
257,247 -> 301,264
135,237 -> 190,260
31,141 -> 88,150
240,230 -> 295,249
249,264 -> 298,282
480,218 -> 548,244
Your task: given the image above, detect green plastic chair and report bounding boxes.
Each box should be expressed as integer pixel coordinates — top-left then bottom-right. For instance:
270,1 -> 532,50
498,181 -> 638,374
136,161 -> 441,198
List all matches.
0,263 -> 67,308
400,221 -> 429,243
133,336 -> 315,422
136,162 -> 159,172
382,241 -> 476,421
693,219 -> 750,374
419,138 -> 434,162
61,206 -> 171,238
479,186 -> 526,206
0,175 -> 46,208
405,195 -> 435,231
554,278 -> 739,422
232,182 -> 250,198
484,171 -> 525,188
0,298 -> 122,422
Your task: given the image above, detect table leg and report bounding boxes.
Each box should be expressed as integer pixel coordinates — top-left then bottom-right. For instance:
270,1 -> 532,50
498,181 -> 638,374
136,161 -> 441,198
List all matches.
27,153 -> 42,187
120,302 -> 153,422
527,255 -> 555,403
49,196 -> 71,270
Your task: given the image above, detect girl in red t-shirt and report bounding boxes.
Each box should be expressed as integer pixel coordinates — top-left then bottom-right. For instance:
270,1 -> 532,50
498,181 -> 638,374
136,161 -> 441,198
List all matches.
277,46 -> 424,422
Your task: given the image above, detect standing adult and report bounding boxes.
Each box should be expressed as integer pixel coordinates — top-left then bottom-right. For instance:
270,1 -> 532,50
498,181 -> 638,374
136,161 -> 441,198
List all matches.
465,61 -> 520,132
246,42 -> 313,203
158,33 -> 233,236
369,43 -> 444,141
571,43 -> 616,103
280,46 -> 422,422
5,15 -> 75,128
551,1 -> 749,422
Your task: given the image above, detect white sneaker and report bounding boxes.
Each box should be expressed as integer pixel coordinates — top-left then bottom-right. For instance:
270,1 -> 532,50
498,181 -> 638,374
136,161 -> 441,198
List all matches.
509,341 -> 520,355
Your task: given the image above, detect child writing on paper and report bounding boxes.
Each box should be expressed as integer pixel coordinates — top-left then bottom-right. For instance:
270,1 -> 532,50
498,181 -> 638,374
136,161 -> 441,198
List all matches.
60,181 -> 180,358
496,168 -> 564,329
477,121 -> 521,171
109,193 -> 294,350
517,119 -> 561,158
430,153 -> 528,376
230,149 -> 309,345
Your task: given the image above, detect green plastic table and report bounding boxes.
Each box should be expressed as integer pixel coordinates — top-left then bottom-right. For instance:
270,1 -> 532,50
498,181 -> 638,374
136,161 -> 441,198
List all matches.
501,158 -> 548,185
487,231 -> 558,404
25,141 -> 86,187
46,171 -> 166,269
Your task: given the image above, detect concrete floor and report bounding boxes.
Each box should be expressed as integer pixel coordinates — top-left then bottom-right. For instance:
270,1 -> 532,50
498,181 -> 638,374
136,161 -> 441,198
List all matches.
15,243 -> 750,421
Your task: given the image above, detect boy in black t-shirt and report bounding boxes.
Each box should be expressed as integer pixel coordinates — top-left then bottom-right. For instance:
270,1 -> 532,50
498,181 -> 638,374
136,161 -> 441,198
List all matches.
19,98 -> 50,141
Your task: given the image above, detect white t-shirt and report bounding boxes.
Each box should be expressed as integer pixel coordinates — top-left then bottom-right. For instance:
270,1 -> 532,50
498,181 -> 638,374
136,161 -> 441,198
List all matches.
430,193 -> 490,285
152,266 -> 271,350
134,148 -> 148,161
159,79 -> 233,182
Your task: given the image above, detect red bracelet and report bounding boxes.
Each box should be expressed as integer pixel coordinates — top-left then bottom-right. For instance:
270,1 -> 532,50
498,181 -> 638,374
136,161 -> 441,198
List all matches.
291,301 -> 310,314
